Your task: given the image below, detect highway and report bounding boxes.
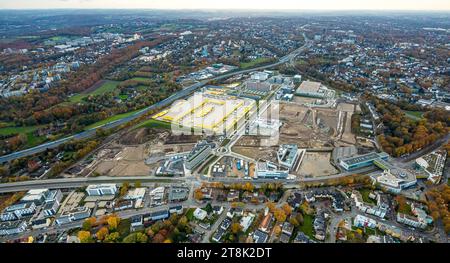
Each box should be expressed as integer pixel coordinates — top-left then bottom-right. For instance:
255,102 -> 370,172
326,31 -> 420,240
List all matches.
0,165 -> 376,194
0,31 -> 311,164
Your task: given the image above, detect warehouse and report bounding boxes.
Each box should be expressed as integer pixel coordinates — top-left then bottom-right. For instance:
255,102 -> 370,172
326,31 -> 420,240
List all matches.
295,81 -> 334,99
339,152 -> 389,171
154,89 -> 256,134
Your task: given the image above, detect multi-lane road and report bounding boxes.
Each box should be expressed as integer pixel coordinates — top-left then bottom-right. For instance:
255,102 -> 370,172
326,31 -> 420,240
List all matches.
0,32 -> 311,164
0,165 -> 376,194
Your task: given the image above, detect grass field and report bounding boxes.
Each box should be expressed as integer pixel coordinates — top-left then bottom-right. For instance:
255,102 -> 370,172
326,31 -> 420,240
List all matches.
240,58 -> 273,69
159,24 -> 178,31
117,218 -> 131,239
397,202 -> 413,215
0,125 -> 40,136
119,94 -> 129,100
185,208 -> 195,221
135,119 -> 172,130
130,77 -> 152,82
359,188 -> 376,205
49,36 -> 65,41
26,133 -> 47,147
298,214 -> 315,240
84,109 -> 142,130
69,81 -> 119,103
403,110 -> 424,121
0,125 -> 48,149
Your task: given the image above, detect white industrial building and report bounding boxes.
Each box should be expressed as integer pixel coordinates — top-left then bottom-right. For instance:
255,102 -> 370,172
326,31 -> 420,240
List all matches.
86,184 -> 117,196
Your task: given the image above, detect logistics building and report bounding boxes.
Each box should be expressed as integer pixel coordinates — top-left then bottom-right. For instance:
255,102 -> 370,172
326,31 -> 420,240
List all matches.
153,89 -> 256,135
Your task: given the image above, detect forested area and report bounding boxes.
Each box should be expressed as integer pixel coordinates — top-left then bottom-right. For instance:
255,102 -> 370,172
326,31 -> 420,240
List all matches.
426,184 -> 450,234
370,96 -> 449,157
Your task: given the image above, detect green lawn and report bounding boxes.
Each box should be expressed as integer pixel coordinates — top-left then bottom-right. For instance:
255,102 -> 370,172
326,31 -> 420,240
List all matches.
69,81 -> 119,103
185,208 -> 195,221
0,121 -> 14,129
159,24 -> 178,31
130,77 -> 152,82
298,214 -> 315,240
359,188 -> 376,205
0,125 -> 40,136
0,125 -> 48,149
117,218 -> 131,239
403,110 -> 424,121
119,94 -> 129,100
84,109 -> 142,130
49,36 -> 65,41
26,133 -> 47,147
135,119 -> 172,130
398,203 -> 413,215
240,58 -> 273,69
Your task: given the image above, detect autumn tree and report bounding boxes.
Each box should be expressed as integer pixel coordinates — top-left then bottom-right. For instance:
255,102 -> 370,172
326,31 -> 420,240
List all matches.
136,232 -> 148,243
120,182 -> 130,197
107,215 -> 121,231
82,217 -> 96,231
282,203 -> 293,216
134,181 -> 142,188
152,233 -> 165,243
96,227 -> 109,241
231,223 -> 243,234
265,201 -> 276,213
177,216 -> 188,231
104,232 -> 120,243
273,225 -> 282,237
394,195 -> 410,214
289,217 -> 299,227
194,189 -> 204,200
78,230 -> 93,243
274,208 -> 287,223
243,182 -> 255,192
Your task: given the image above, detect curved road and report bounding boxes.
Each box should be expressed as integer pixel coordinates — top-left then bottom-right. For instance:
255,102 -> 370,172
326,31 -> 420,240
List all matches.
0,33 -> 311,164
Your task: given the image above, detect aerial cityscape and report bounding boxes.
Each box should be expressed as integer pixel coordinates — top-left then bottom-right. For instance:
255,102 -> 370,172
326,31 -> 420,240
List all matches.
0,1 -> 449,247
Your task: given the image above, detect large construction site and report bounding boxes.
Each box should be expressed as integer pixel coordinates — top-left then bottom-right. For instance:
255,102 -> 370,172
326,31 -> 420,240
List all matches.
63,128 -> 202,178
62,75 -> 365,180
232,81 -> 361,178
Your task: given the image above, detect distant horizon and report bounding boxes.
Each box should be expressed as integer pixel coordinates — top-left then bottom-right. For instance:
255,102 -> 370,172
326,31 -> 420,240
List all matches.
1,8 -> 450,13
1,0 -> 450,11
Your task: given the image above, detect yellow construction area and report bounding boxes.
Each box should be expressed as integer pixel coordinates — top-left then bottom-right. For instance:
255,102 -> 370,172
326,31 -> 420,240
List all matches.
153,89 -> 256,133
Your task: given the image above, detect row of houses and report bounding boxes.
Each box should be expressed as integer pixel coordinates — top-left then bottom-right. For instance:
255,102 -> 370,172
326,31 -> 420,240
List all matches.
396,203 -> 433,229
305,189 -> 346,212
212,217 -> 232,242
130,206 -> 184,228
351,190 -> 389,218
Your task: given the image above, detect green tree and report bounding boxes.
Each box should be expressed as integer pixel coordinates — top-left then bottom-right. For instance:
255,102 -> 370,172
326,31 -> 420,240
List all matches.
134,181 -> 142,188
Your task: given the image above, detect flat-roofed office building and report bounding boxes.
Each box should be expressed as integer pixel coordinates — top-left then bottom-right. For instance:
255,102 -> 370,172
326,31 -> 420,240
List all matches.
339,152 -> 389,171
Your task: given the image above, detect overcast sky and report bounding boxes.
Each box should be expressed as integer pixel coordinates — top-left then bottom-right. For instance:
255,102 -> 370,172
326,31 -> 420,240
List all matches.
1,0 -> 449,10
